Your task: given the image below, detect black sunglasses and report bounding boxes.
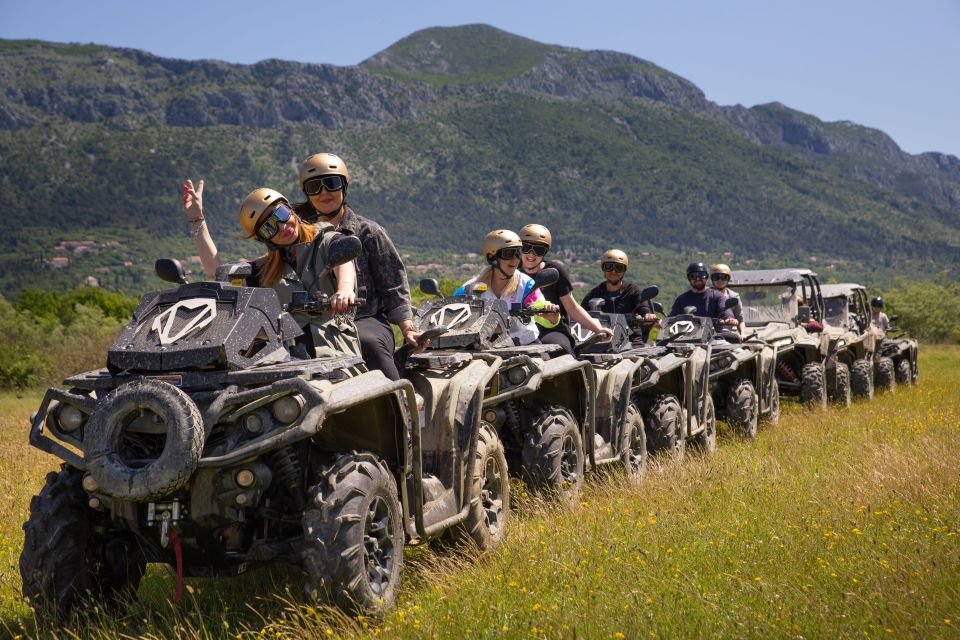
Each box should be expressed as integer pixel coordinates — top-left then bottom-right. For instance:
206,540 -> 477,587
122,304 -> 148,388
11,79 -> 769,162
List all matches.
521,242 -> 549,257
602,262 -> 626,273
711,273 -> 730,282
302,175 -> 345,196
688,271 -> 708,280
255,203 -> 294,241
495,247 -> 522,261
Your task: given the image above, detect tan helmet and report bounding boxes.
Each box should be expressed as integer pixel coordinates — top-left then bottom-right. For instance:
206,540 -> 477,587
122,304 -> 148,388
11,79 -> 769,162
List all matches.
518,223 -> 552,249
710,263 -> 732,277
482,229 -> 522,262
299,152 -> 350,186
600,249 -> 629,269
238,188 -> 288,237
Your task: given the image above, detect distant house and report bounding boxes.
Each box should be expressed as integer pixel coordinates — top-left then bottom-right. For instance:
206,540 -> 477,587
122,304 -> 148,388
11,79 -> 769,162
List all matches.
82,276 -> 99,287
47,257 -> 70,268
123,260 -> 134,267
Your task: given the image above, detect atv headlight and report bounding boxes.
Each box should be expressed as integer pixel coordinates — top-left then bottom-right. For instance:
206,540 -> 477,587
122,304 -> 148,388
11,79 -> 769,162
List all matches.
272,395 -> 303,424
507,366 -> 527,386
57,404 -> 86,433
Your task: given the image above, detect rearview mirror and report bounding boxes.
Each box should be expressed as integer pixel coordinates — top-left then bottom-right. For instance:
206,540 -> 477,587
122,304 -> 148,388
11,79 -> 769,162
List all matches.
587,298 -> 605,311
724,296 -> 740,310
420,278 -> 443,298
652,301 -> 665,314
531,267 -> 559,292
889,315 -> 899,323
683,306 -> 697,315
326,235 -> 362,270
155,258 -> 187,285
640,285 -> 660,301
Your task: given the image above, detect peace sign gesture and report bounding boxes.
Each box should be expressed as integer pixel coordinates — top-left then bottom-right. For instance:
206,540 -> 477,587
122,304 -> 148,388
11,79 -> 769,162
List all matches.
183,178 -> 204,222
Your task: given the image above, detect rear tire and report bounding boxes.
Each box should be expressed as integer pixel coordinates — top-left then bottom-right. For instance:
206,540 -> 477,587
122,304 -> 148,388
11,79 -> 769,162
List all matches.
831,362 -> 851,408
850,358 -> 874,400
450,423 -> 509,551
619,402 -> 647,478
643,395 -> 684,456
521,405 -> 584,505
895,358 -> 912,385
690,395 -> 717,454
800,362 -> 827,409
20,466 -> 145,624
725,378 -> 758,438
874,356 -> 896,393
302,453 -> 403,615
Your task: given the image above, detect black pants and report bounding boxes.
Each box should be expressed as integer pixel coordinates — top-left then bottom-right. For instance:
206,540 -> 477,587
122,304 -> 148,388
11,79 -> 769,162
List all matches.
356,315 -> 401,381
540,331 -> 574,356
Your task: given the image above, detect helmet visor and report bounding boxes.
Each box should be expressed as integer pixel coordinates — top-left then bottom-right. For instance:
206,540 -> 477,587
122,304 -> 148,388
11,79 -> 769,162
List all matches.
255,203 -> 294,241
495,247 -> 522,261
602,262 -> 626,273
521,242 -> 549,257
302,175 -> 345,196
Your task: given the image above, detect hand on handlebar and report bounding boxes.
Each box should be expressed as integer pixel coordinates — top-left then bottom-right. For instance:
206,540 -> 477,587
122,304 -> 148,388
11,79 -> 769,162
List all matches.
329,290 -> 356,314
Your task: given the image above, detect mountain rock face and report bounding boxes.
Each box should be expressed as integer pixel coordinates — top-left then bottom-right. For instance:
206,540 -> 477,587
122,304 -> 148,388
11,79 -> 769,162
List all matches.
0,24 -> 957,294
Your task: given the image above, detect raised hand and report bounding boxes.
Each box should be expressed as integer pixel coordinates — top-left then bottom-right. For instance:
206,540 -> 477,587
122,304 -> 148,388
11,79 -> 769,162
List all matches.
183,179 -> 204,221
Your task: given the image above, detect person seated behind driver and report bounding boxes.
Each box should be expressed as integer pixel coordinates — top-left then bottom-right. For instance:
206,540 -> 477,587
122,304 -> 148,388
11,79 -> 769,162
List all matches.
455,230 -> 560,346
871,296 -> 890,335
580,249 -> 657,343
669,261 -> 736,326
709,263 -> 745,336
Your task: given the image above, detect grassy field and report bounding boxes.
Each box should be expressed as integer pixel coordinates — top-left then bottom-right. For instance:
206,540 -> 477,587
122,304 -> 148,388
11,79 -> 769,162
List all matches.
0,347 -> 957,639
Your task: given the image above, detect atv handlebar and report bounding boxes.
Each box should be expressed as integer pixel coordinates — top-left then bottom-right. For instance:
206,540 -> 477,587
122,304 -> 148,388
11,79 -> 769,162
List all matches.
287,293 -> 366,315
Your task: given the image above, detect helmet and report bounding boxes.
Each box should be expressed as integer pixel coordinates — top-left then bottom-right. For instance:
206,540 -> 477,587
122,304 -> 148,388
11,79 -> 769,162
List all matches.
687,261 -> 709,277
871,296 -> 884,308
519,224 -> 552,249
238,188 -> 288,237
710,263 -> 732,277
600,249 -> 629,269
482,230 -> 522,262
299,152 -> 350,187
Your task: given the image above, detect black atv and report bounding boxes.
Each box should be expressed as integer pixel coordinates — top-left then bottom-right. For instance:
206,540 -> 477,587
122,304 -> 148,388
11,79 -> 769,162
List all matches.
21,237 -> 508,622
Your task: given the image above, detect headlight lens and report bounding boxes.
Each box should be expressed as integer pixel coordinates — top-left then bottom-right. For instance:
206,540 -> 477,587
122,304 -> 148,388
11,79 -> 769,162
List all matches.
507,366 -> 527,385
272,395 -> 303,424
57,404 -> 85,433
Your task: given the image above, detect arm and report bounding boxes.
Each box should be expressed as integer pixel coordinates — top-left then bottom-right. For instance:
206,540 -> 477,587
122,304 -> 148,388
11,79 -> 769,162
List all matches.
364,225 -> 415,326
561,292 -> 611,335
329,260 -> 357,313
182,179 -> 221,277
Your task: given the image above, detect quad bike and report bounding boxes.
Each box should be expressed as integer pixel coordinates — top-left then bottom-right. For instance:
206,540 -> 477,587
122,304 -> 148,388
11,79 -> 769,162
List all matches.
409,270 -> 595,504
878,314 -> 919,386
569,287 -> 718,458
819,283 -> 882,402
21,237 -> 508,622
728,269 -> 839,408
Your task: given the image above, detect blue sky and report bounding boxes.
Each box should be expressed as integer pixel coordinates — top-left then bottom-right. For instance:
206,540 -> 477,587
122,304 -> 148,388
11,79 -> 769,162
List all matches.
1,0 -> 957,156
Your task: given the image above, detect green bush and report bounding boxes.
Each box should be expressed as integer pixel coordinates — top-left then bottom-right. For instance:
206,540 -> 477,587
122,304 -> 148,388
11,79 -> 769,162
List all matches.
881,280 -> 960,343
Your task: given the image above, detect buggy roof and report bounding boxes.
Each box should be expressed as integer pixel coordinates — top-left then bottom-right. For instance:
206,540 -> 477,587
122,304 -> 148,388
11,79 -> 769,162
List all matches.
729,268 -> 818,286
819,283 -> 865,299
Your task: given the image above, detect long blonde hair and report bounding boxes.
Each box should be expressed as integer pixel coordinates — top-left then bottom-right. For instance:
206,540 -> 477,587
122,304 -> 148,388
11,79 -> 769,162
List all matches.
473,265 -> 520,298
257,219 -> 317,287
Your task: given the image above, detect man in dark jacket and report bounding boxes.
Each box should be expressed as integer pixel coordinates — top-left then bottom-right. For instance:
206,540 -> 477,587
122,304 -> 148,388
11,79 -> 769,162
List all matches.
669,261 -> 737,325
581,249 -> 657,342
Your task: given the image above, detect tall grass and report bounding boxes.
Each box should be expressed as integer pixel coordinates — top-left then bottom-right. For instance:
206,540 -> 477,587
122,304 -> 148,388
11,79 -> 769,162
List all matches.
0,347 -> 957,639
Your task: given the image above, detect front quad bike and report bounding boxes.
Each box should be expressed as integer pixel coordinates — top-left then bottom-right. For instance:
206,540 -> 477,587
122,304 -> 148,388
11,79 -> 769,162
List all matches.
819,283 -> 880,405
728,268 -> 832,409
411,271 -> 594,505
571,292 -> 716,459
879,314 -> 919,386
22,247 -> 506,623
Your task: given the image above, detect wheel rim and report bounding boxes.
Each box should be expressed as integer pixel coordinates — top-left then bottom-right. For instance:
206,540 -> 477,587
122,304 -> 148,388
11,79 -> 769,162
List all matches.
363,495 -> 395,596
627,423 -> 645,472
480,454 -> 505,536
559,433 -> 580,493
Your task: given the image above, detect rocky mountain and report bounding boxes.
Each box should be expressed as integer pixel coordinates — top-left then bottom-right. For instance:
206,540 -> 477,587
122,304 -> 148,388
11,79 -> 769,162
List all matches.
0,24 -> 957,295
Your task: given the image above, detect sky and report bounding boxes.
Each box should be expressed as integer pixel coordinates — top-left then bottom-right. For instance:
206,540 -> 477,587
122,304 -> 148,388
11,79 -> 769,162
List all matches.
1,0 -> 957,157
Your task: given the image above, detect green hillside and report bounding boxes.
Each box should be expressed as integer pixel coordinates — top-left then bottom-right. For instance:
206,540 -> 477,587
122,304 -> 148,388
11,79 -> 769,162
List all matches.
0,25 -> 957,298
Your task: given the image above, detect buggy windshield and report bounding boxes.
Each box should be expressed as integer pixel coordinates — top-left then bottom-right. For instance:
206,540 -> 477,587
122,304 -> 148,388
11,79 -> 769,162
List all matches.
729,284 -> 798,326
823,296 -> 848,329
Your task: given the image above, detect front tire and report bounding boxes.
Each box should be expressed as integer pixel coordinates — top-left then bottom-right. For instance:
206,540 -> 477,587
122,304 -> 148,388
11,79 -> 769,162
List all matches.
831,362 -> 851,408
725,378 -> 758,438
895,358 -> 912,385
451,423 -> 510,551
850,358 -> 874,400
521,405 -> 584,505
690,395 -> 717,454
302,453 -> 404,614
874,356 -> 896,393
765,378 -> 781,425
619,402 -> 647,478
644,394 -> 685,456
800,362 -> 827,409
20,466 -> 145,624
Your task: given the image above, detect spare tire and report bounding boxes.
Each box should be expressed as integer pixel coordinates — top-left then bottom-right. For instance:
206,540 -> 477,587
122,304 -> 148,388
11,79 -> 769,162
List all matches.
85,378 -> 205,501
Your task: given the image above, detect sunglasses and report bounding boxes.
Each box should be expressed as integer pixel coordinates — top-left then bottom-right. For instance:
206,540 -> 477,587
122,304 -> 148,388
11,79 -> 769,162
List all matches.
495,247 -> 522,261
602,262 -> 626,273
302,174 -> 345,196
521,242 -> 549,257
688,272 -> 708,280
711,273 -> 730,282
255,203 -> 294,241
